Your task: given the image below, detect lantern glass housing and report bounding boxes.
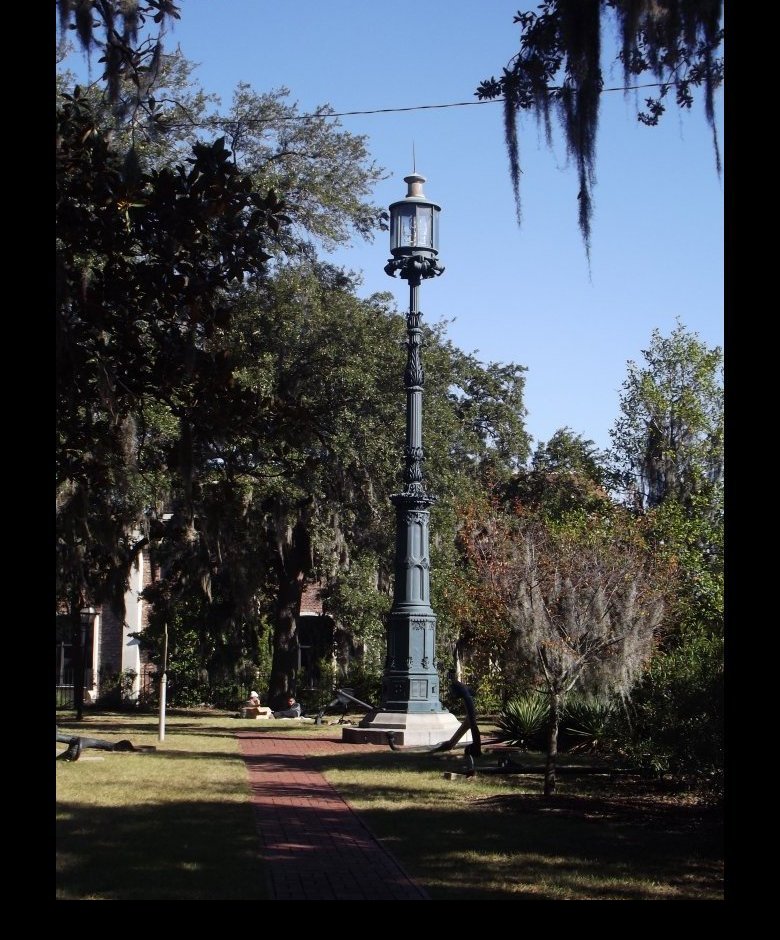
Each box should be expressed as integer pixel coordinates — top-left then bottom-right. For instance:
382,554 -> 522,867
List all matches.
389,173 -> 440,259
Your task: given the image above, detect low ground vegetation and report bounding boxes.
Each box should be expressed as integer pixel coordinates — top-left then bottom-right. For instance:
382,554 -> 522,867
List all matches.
56,710 -> 723,901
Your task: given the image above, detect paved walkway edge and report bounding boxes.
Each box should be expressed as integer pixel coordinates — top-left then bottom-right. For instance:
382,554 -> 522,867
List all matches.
238,732 -> 430,901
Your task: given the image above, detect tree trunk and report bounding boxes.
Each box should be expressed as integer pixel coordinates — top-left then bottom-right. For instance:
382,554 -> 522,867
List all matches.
268,572 -> 303,707
267,516 -> 312,708
544,692 -> 561,797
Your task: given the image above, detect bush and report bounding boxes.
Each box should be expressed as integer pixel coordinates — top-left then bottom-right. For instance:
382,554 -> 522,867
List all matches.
340,660 -> 382,710
612,631 -> 723,787
496,694 -> 549,749
470,672 -> 506,716
97,668 -> 142,709
559,695 -> 619,754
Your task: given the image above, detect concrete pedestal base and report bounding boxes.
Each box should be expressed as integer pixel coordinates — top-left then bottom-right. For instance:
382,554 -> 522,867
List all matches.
341,710 -> 471,748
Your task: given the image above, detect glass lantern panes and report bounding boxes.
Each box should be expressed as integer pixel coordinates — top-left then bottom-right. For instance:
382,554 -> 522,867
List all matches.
390,202 -> 440,255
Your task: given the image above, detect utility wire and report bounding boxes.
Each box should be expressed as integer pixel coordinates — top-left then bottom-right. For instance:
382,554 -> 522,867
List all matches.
150,80 -> 698,128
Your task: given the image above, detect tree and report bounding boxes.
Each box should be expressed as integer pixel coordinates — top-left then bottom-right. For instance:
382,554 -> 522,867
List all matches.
132,269 -> 531,705
609,320 -> 723,515
57,0 -> 182,110
503,427 -> 614,524
476,1 -> 723,256
606,322 -> 723,786
56,3 -> 535,710
56,83 -> 286,715
220,84 -> 386,259
532,427 -> 606,482
458,505 -> 670,795
56,8 -> 390,707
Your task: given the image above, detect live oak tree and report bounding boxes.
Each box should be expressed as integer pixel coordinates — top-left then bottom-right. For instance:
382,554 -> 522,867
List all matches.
56,3 -> 390,704
505,427 -> 614,523
56,1 -> 533,708
56,85 -> 285,715
136,271 -> 531,704
476,0 -> 724,256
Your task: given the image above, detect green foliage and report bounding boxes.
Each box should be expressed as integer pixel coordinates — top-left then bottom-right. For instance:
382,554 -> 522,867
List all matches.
339,660 -> 383,711
325,551 -> 390,662
476,1 -> 723,254
469,673 -> 509,716
532,427 -> 607,483
56,4 -> 534,716
645,495 -> 723,640
97,668 -> 142,709
560,694 -> 619,754
497,694 -> 550,749
614,630 -> 723,785
608,321 -> 724,654
224,83 -> 386,255
312,657 -> 340,709
56,85 -> 285,620
609,320 -> 724,513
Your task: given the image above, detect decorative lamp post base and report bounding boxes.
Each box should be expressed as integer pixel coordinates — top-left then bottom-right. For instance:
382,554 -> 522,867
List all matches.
342,710 -> 470,748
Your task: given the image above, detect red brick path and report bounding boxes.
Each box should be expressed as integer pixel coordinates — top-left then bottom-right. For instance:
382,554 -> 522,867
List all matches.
237,733 -> 430,901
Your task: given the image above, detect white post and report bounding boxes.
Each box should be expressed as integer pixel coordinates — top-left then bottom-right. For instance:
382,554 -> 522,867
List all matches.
158,623 -> 168,742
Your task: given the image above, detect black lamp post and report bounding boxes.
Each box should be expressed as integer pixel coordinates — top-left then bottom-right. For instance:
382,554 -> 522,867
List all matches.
76,606 -> 96,718
344,172 -> 464,747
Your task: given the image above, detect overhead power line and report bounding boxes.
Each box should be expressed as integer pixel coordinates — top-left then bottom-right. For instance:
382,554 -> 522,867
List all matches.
279,81 -> 697,121
141,80 -> 702,128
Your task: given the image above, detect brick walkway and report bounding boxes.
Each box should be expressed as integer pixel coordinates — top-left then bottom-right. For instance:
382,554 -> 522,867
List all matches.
237,732 -> 430,901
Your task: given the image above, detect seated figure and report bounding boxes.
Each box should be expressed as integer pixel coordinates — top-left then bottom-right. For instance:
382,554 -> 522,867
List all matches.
240,691 -> 273,719
273,695 -> 302,719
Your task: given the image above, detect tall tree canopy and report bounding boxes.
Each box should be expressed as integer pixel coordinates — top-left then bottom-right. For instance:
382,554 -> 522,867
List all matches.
609,320 -> 723,514
57,0 -> 181,110
56,3 -> 532,707
476,0 -> 724,256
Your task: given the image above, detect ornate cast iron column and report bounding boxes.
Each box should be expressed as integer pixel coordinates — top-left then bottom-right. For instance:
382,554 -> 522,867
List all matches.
381,226 -> 444,714
344,172 -> 465,746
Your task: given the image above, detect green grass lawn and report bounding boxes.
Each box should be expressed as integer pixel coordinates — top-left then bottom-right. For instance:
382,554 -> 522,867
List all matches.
56,710 -> 723,900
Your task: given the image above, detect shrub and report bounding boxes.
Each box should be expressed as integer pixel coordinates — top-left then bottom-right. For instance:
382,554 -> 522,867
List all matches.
340,660 -> 382,711
560,695 -> 619,754
612,631 -> 723,787
496,694 -> 549,749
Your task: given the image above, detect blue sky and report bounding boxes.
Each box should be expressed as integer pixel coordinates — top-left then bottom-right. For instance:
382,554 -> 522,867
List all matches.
63,0 -> 724,455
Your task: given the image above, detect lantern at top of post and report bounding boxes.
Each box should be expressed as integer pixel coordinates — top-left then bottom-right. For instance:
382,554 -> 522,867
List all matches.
389,172 -> 440,259
385,173 -> 444,280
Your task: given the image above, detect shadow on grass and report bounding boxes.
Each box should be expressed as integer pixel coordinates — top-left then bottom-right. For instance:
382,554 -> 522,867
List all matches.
56,798 -> 270,900
303,750 -> 723,901
55,744 -> 256,763
56,719 -> 240,740
56,716 -> 342,740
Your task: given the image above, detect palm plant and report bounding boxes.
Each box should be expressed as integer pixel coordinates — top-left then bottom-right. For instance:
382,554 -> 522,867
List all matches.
561,695 -> 618,754
496,694 -> 549,750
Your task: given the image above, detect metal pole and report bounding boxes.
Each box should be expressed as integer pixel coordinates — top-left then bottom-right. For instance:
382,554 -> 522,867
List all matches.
344,171 -> 458,747
158,622 -> 168,742
378,269 -> 445,715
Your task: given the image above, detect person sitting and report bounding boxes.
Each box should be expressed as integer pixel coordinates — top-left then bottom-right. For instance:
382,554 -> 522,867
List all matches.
273,695 -> 302,719
240,691 -> 273,719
